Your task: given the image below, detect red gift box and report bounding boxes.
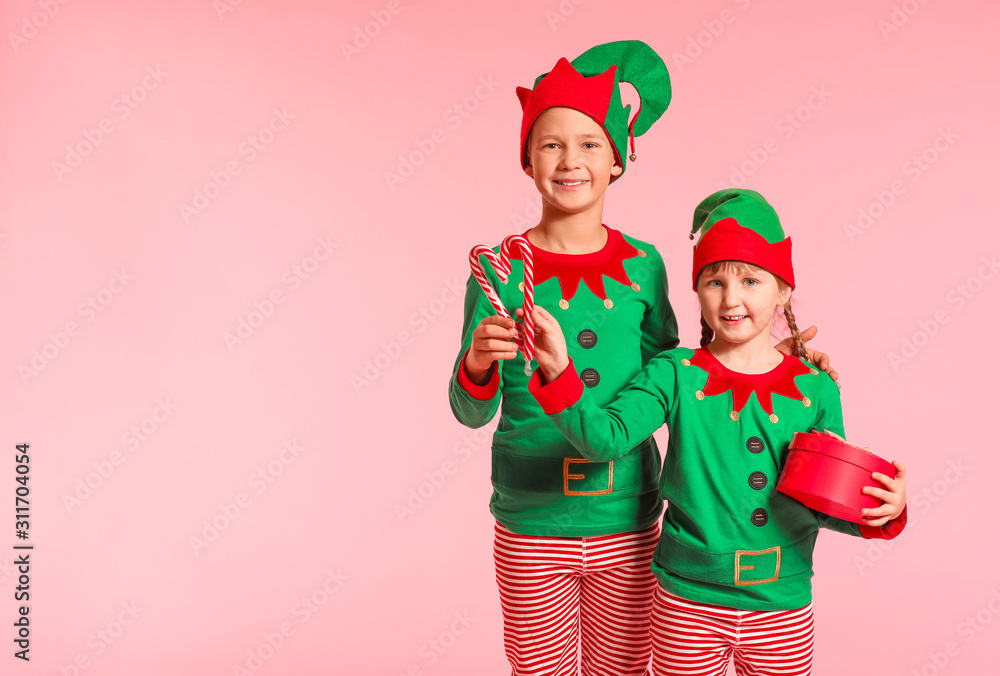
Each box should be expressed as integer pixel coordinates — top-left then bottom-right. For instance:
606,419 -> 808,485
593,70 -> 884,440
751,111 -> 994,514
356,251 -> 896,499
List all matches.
777,430 -> 894,524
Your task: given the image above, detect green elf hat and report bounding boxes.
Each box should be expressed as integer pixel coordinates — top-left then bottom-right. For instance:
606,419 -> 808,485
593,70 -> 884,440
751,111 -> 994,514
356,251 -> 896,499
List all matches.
690,189 -> 794,290
516,40 -> 671,183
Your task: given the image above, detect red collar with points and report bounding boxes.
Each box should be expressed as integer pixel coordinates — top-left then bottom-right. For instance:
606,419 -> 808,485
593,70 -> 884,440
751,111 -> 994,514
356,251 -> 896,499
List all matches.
511,225 -> 641,302
689,347 -> 811,416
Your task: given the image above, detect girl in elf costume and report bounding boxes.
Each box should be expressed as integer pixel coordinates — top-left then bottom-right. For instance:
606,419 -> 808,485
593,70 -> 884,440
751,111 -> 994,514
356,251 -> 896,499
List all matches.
525,189 -> 907,676
450,42 -> 835,676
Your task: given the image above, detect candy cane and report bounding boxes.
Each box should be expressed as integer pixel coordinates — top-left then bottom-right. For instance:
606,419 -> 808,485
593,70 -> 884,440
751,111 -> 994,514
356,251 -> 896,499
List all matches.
503,236 -> 534,370
468,235 -> 535,375
469,246 -> 512,319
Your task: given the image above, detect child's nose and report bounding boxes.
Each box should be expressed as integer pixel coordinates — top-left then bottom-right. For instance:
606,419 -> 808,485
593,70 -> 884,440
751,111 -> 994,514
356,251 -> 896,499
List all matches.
558,148 -> 581,169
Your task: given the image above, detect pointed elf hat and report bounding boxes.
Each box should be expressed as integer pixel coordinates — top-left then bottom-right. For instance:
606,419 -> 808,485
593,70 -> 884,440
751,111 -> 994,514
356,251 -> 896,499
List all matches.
690,189 -> 795,290
516,40 -> 671,183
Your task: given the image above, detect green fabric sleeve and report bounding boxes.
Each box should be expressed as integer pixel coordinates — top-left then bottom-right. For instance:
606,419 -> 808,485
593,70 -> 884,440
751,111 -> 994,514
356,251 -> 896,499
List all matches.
639,247 -> 679,365
548,351 -> 679,462
448,272 -> 504,428
810,369 -> 845,439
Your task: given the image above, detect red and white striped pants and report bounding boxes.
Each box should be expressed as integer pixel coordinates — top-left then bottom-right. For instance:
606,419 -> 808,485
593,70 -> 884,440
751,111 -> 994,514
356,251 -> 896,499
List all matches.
650,586 -> 814,676
493,521 -> 660,676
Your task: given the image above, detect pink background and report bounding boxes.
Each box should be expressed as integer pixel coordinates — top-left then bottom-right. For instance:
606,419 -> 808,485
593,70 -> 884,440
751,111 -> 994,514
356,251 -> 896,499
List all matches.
2,0 -> 998,674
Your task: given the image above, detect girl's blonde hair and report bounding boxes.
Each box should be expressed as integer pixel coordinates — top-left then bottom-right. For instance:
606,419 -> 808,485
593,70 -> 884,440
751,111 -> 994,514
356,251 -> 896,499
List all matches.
697,260 -> 805,359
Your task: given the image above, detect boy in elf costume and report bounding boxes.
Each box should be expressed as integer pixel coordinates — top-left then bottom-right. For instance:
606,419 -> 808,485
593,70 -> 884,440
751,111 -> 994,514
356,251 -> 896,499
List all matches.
526,189 -> 907,676
450,42 -> 833,675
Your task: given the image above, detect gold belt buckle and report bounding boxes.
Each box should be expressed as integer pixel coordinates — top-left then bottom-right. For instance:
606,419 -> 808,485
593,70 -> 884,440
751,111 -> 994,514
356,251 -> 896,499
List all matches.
562,458 -> 614,496
734,546 -> 782,586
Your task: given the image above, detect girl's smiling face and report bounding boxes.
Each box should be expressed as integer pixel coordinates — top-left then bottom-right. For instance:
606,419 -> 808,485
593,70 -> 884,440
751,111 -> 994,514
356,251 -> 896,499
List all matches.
524,107 -> 622,217
697,261 -> 791,351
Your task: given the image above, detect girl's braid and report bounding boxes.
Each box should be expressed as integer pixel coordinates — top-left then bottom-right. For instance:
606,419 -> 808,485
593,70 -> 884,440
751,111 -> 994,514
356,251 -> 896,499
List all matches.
782,300 -> 806,359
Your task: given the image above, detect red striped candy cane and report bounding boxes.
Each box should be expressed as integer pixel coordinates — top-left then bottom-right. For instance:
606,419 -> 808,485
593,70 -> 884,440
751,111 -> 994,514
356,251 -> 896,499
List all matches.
468,235 -> 535,375
502,236 -> 534,371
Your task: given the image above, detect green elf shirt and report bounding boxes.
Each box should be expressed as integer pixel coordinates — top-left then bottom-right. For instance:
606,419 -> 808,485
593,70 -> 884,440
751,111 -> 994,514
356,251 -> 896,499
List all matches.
449,226 -> 678,537
530,346 -> 907,610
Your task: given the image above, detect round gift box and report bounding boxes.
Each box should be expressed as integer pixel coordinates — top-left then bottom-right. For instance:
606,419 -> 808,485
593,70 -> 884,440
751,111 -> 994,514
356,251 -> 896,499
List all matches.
777,431 -> 894,524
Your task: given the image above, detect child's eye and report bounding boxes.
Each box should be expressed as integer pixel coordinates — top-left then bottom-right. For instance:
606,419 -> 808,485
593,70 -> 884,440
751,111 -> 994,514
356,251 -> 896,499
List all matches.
584,142 -> 599,149
706,279 -> 721,287
743,278 -> 759,286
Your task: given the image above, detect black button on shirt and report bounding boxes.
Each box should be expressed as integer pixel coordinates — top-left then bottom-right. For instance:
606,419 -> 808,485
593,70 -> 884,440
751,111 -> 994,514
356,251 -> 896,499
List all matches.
580,368 -> 600,388
748,472 -> 768,490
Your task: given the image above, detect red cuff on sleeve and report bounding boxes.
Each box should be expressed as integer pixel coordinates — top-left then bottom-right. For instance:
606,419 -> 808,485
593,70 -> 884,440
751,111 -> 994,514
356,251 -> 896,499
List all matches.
528,359 -> 584,415
456,349 -> 500,400
859,504 -> 908,540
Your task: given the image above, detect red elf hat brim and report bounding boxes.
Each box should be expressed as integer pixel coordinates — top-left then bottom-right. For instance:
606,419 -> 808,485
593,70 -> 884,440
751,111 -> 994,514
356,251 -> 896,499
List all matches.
692,218 -> 795,290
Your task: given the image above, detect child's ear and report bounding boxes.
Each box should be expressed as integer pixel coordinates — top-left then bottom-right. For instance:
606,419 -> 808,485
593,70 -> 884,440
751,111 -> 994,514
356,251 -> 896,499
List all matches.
524,161 -> 534,178
611,162 -> 623,178
778,285 -> 791,306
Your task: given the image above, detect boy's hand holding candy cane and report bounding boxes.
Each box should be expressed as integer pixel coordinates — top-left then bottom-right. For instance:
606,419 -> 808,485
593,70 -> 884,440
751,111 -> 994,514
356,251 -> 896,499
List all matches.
466,235 -> 536,381
464,316 -> 521,386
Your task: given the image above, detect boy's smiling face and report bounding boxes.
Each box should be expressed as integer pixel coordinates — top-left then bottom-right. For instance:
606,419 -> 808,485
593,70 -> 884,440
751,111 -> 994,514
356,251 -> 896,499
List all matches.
524,107 -> 622,218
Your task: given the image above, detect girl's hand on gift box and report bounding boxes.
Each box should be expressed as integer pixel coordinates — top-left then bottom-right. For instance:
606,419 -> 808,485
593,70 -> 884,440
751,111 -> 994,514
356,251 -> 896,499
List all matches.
860,460 -> 907,527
